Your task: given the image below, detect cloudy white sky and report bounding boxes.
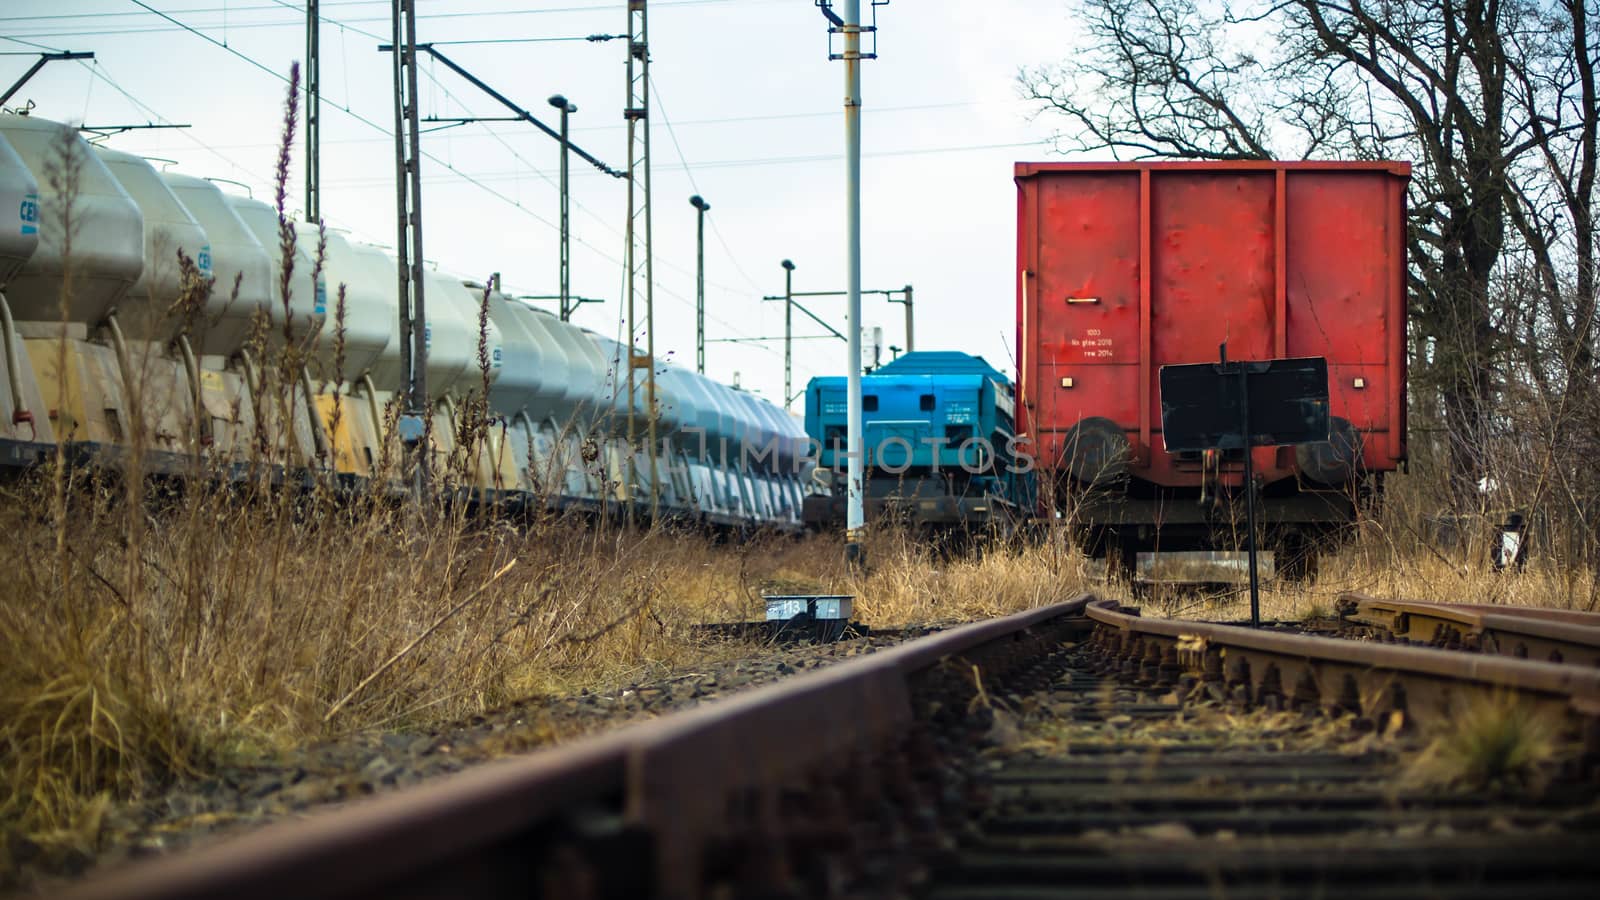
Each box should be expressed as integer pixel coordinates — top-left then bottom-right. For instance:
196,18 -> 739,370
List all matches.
2,0 -> 1087,411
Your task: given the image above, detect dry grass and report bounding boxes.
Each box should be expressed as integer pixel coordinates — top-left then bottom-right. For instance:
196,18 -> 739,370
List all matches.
1404,692 -> 1561,790
772,526 -> 1093,626
3,466 -> 1589,877
0,474 -> 1084,874
1128,496 -> 1599,624
1135,539 -> 1599,624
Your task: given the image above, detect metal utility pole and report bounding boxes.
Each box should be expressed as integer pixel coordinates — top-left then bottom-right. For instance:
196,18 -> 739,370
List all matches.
390,0 -> 428,487
624,0 -> 657,518
691,194 -> 710,374
305,0 -> 320,223
844,1 -> 865,568
816,0 -> 876,567
888,283 -> 913,352
781,259 -> 795,405
548,94 -> 577,320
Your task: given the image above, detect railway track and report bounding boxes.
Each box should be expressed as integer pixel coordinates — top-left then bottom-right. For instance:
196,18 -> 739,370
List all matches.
1340,592 -> 1600,667
57,595 -> 1600,900
932,635 -> 1600,898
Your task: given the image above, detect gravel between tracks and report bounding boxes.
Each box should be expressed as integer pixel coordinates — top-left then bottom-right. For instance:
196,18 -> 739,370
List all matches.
5,627 -> 933,895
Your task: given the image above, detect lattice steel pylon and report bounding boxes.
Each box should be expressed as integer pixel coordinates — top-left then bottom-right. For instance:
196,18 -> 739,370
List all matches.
391,0 -> 428,488
624,0 -> 657,518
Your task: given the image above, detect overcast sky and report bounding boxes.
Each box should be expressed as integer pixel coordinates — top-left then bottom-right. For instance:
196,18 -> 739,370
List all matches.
2,0 -> 1086,411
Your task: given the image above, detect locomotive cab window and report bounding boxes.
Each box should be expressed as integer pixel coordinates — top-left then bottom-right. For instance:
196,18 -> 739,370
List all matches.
863,395 -> 879,412
919,394 -> 936,411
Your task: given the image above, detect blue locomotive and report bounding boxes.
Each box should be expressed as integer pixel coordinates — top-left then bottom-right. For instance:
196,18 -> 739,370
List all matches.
802,352 -> 1032,533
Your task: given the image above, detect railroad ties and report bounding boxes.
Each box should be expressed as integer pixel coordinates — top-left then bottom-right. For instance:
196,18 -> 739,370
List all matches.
927,639 -> 1600,899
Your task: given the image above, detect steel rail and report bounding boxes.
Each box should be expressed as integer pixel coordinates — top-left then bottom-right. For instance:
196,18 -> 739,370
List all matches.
1084,597 -> 1600,733
61,593 -> 1600,899
59,596 -> 1093,900
1342,592 -> 1600,666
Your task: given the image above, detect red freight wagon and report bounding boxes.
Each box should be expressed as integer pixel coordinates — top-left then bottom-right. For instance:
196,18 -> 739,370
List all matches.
1015,161 -> 1410,576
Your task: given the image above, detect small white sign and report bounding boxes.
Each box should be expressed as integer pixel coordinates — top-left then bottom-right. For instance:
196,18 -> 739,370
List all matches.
764,595 -> 855,621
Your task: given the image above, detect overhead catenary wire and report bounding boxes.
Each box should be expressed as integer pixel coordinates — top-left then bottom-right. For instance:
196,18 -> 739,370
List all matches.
101,98 -> 1026,154
649,75 -> 761,297
273,0 -> 682,303
75,57 -> 276,186
3,0 -> 745,23
2,0 -> 408,23
93,0 -> 813,363
0,7 -> 840,397
646,82 -> 811,379
0,34 -> 68,53
396,36 -> 624,46
313,138 -> 1053,189
266,0 -> 574,219
4,0 -> 753,39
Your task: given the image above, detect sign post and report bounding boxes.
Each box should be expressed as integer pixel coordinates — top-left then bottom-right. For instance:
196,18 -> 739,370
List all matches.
1159,347 -> 1330,627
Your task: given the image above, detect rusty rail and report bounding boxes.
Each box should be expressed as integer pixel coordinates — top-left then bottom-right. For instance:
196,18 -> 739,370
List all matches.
1341,591 -> 1600,666
938,631 -> 1600,897
1085,597 -> 1600,733
60,593 -> 1600,900
59,597 -> 1093,900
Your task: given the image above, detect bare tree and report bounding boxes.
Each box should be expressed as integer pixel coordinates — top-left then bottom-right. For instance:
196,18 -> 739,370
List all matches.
1502,0 -> 1596,385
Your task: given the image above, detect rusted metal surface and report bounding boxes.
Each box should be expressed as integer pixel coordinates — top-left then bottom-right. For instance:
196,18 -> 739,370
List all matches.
1344,591 -> 1600,666
1015,160 -> 1411,491
1085,597 -> 1600,729
58,732 -> 634,900
59,596 -> 1093,900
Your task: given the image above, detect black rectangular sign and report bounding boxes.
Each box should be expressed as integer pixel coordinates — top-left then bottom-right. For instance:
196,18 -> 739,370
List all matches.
1159,357 -> 1330,452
